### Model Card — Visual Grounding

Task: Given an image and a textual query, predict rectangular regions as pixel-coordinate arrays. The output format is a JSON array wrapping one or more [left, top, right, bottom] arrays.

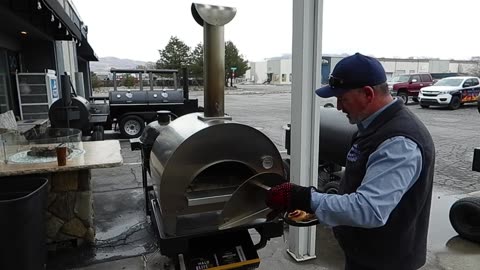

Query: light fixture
[[66, 30, 69, 36], [58, 22, 62, 29], [78, 42, 82, 47], [51, 14, 55, 22], [37, 1, 42, 10], [20, 31, 28, 35]]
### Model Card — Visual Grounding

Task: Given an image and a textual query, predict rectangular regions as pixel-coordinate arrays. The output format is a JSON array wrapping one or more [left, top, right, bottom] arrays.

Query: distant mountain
[[90, 57, 155, 73]]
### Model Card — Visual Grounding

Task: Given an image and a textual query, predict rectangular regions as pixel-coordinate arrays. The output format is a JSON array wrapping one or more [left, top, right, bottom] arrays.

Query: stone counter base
[[45, 169, 95, 249]]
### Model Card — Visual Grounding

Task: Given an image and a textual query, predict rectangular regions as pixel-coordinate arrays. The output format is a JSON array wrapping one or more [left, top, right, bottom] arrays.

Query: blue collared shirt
[[310, 99, 422, 228]]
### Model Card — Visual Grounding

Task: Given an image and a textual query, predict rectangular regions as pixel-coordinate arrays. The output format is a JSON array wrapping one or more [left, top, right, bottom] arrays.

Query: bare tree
[[467, 63, 480, 77]]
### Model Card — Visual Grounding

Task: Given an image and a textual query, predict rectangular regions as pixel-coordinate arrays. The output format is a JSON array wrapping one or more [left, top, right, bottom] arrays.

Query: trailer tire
[[449, 197, 480, 243], [119, 115, 145, 138]]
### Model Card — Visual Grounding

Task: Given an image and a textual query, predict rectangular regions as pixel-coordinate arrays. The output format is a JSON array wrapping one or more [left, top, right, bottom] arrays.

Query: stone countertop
[[0, 140, 123, 177]]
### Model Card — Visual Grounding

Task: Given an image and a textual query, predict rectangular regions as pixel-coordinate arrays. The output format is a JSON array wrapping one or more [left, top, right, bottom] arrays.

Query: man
[[266, 53, 435, 270]]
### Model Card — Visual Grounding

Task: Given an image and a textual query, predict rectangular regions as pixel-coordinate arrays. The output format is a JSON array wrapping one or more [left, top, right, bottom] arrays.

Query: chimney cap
[[191, 3, 236, 27]]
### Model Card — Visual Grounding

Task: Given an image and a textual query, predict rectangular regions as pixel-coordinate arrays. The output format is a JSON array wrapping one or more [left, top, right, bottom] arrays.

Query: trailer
[[50, 68, 202, 139]]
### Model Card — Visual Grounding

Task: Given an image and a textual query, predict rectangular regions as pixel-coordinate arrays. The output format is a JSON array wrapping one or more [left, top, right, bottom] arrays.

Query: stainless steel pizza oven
[[150, 113, 285, 236], [148, 3, 286, 249]]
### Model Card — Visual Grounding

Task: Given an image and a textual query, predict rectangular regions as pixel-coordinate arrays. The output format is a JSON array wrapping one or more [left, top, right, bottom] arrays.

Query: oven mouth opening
[[186, 161, 255, 207]]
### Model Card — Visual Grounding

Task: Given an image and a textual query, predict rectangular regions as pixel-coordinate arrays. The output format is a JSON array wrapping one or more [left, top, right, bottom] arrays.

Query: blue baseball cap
[[315, 53, 387, 98]]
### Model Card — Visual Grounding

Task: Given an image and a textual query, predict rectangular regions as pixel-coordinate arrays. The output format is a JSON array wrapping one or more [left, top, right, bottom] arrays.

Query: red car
[[388, 73, 434, 104]]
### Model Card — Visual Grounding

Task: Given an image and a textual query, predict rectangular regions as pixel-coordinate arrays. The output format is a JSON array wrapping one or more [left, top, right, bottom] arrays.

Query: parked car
[[388, 73, 434, 104], [418, 76, 480, 110], [430, 72, 467, 83]]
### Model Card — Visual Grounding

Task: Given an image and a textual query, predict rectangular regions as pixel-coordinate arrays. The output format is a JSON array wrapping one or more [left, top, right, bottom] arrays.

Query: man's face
[[336, 88, 370, 124]]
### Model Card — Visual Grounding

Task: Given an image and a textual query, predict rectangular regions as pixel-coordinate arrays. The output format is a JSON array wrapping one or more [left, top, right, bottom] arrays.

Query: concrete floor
[[48, 86, 480, 269], [64, 187, 480, 270]]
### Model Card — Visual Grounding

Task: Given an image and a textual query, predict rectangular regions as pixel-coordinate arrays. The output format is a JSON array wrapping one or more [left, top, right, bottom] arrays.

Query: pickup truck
[[419, 76, 480, 110], [388, 73, 434, 104]]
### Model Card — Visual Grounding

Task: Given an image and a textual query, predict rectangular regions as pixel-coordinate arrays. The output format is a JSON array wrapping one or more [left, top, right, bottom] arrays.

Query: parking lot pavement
[[194, 88, 480, 193]]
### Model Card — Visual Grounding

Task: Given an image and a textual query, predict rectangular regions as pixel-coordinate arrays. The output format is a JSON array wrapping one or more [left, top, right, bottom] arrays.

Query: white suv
[[418, 76, 480, 110]]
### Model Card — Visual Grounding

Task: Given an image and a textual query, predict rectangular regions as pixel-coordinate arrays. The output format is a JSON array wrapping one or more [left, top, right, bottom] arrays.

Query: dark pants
[[344, 256, 417, 270], [344, 256, 376, 270]]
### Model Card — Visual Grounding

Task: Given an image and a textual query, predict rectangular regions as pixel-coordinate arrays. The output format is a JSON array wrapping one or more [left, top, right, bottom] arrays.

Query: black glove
[[265, 182, 314, 212]]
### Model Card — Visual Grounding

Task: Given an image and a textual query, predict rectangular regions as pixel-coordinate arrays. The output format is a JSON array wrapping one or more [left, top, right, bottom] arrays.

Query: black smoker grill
[[49, 74, 109, 140], [108, 68, 200, 138], [132, 3, 285, 269], [284, 106, 357, 194], [50, 69, 201, 139]]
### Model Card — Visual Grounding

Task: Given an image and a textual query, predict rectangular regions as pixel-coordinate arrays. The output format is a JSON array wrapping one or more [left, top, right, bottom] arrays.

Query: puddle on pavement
[[427, 187, 480, 269], [94, 246, 149, 261], [95, 214, 144, 241], [428, 188, 461, 252]]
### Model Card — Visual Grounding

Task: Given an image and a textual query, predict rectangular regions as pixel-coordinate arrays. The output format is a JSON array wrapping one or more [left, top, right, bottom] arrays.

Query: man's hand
[[265, 182, 314, 212]]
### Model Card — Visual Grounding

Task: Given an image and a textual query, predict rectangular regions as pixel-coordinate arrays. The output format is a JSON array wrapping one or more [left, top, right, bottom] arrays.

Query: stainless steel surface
[[219, 172, 286, 230], [186, 190, 233, 206], [219, 208, 272, 231], [191, 3, 237, 27], [191, 3, 236, 118], [149, 113, 285, 236], [250, 179, 272, 191], [148, 3, 283, 239], [318, 107, 358, 166]]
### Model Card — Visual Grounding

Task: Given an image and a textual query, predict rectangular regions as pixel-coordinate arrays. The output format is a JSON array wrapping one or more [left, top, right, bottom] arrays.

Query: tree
[[186, 41, 249, 86], [468, 63, 480, 77], [122, 74, 135, 88], [136, 62, 156, 70], [190, 43, 204, 79], [90, 72, 102, 89], [225, 41, 249, 86], [156, 36, 191, 70]]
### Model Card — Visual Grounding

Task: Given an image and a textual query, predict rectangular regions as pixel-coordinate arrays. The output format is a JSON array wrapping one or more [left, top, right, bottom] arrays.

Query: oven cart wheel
[[120, 115, 145, 138]]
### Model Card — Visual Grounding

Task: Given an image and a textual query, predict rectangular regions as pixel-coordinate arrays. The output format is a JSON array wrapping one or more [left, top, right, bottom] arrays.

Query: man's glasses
[[328, 76, 364, 90], [328, 76, 345, 89]]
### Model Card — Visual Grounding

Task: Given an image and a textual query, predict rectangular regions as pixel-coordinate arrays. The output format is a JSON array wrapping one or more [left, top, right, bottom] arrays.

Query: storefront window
[[0, 50, 10, 113]]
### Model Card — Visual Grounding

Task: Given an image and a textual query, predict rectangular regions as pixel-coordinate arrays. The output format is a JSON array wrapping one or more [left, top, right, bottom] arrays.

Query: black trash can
[[0, 177, 48, 270]]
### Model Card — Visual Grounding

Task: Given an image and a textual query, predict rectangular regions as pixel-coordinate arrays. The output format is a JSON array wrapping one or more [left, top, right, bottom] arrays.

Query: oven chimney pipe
[[191, 3, 236, 118]]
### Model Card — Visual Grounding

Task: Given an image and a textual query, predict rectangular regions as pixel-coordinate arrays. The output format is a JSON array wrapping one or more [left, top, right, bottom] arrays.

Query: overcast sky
[[73, 0, 480, 62]]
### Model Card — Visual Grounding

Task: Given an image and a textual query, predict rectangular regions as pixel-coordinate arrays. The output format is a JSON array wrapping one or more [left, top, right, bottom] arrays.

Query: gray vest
[[333, 99, 435, 270]]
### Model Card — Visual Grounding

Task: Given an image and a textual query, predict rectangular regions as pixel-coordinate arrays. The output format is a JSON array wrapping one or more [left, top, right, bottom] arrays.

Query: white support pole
[[288, 0, 323, 261]]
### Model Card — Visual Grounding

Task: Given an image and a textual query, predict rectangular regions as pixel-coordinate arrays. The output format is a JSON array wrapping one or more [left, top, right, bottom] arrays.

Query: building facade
[[0, 0, 97, 119], [245, 55, 480, 85]]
